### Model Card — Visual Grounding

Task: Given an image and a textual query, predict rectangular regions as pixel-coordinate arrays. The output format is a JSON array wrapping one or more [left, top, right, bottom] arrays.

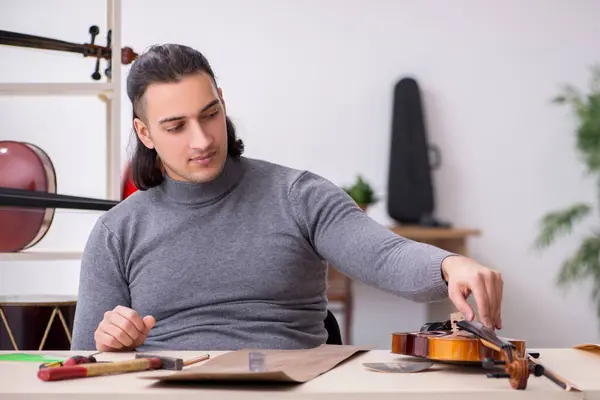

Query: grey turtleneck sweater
[[71, 156, 454, 351]]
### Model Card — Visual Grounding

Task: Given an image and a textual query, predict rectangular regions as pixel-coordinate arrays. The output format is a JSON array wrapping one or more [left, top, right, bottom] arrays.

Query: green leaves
[[556, 233, 600, 321], [342, 175, 378, 206], [535, 203, 592, 248], [536, 64, 600, 324], [553, 66, 600, 173]]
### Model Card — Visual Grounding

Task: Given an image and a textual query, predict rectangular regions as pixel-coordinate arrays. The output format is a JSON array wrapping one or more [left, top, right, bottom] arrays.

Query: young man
[[71, 44, 503, 352]]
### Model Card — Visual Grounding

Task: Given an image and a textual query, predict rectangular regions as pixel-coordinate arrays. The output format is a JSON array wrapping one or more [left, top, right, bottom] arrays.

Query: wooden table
[[2, 348, 599, 399]]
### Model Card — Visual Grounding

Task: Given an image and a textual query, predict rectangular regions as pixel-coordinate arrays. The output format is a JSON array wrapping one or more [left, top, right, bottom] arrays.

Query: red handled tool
[[38, 357, 163, 381]]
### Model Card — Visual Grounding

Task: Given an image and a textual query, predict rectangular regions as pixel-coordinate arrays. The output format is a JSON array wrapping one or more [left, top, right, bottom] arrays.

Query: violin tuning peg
[[482, 358, 495, 369], [482, 357, 505, 370], [88, 25, 99, 45], [91, 59, 101, 81], [530, 363, 545, 377], [486, 372, 511, 379]]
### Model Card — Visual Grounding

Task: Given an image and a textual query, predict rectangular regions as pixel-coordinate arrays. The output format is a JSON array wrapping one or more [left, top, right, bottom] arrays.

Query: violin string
[[0, 36, 83, 52], [0, 30, 105, 57]]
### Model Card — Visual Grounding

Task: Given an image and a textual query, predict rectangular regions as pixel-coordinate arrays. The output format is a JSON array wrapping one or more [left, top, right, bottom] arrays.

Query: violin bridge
[[450, 312, 466, 335]]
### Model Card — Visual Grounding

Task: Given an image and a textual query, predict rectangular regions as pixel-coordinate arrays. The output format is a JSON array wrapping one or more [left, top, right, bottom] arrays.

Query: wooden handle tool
[[37, 357, 162, 381]]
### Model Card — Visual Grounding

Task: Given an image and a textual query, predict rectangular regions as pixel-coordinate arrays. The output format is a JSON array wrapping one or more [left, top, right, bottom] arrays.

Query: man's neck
[[159, 156, 245, 205]]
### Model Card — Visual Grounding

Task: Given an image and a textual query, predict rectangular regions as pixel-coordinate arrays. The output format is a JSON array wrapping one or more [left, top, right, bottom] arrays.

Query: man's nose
[[188, 122, 213, 149]]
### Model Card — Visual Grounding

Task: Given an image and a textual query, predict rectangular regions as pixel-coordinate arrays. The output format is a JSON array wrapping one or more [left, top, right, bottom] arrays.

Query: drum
[[0, 295, 77, 350]]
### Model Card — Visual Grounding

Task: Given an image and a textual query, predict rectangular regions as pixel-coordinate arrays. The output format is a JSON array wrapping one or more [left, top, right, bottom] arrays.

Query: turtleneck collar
[[158, 156, 245, 206]]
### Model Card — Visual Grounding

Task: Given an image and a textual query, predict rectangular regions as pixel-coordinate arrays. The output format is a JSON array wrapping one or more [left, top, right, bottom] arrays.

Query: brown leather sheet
[[141, 344, 372, 383]]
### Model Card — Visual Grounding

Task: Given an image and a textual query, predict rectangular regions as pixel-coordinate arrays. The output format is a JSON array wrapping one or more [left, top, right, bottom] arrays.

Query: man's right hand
[[94, 305, 155, 351]]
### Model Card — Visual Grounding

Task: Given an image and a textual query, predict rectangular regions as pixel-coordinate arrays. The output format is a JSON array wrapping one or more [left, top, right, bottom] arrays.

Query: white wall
[[1, 0, 599, 349]]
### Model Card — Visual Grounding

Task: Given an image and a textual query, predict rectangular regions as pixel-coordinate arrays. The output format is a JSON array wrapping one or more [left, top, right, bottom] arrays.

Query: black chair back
[[324, 309, 343, 345]]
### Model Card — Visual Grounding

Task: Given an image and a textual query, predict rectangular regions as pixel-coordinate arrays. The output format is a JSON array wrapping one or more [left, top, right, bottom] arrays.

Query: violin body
[[391, 330, 527, 365], [0, 141, 57, 252]]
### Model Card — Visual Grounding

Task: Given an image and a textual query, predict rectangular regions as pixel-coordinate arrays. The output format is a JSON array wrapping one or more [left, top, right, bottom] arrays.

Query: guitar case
[[386, 77, 449, 227]]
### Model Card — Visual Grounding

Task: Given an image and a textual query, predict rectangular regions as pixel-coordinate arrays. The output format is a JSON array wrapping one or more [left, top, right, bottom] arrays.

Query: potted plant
[[342, 175, 378, 211], [534, 65, 600, 321]]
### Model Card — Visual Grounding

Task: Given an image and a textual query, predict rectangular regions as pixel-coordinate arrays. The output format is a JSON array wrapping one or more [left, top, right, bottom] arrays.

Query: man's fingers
[[143, 315, 156, 331], [100, 321, 135, 347], [483, 272, 498, 330], [113, 305, 146, 332], [448, 286, 474, 321], [128, 316, 155, 348], [494, 272, 503, 329], [106, 312, 142, 340], [482, 270, 503, 330], [471, 274, 493, 328], [93, 306, 153, 352], [95, 329, 124, 350]]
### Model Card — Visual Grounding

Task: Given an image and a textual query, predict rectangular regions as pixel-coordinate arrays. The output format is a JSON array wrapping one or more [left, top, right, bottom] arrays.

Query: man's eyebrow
[[158, 99, 220, 124]]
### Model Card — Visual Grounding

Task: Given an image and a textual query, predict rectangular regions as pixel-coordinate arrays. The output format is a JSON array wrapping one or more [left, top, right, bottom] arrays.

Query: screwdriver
[[39, 352, 102, 369], [64, 351, 102, 365]]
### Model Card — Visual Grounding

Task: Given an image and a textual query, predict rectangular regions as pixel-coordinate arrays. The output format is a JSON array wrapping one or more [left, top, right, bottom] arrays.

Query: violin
[[391, 312, 576, 391], [0, 25, 137, 81], [0, 141, 119, 253]]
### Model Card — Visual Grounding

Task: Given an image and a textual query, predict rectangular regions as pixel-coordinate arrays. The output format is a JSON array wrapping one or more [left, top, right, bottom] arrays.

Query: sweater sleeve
[[289, 171, 456, 302], [71, 219, 131, 350]]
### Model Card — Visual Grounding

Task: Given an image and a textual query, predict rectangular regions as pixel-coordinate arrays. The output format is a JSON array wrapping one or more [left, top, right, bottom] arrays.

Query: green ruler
[[0, 353, 65, 363]]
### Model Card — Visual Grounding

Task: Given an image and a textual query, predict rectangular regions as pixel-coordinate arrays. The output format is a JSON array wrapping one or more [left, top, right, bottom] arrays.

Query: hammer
[[37, 353, 209, 381]]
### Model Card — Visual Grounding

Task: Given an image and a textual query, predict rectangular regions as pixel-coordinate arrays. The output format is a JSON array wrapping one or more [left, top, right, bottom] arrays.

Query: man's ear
[[134, 118, 154, 149]]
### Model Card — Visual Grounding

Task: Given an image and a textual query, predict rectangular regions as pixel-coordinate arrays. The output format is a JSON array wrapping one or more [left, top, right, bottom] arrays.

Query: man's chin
[[187, 165, 224, 183]]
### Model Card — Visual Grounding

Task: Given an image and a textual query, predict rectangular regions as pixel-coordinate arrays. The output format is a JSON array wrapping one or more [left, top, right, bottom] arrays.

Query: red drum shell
[[0, 141, 57, 252]]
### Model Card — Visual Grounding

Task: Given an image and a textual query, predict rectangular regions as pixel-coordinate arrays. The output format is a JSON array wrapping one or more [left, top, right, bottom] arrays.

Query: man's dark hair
[[126, 44, 244, 190]]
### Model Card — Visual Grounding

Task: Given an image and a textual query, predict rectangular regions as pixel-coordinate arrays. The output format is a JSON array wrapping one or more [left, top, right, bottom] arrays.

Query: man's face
[[134, 72, 228, 183]]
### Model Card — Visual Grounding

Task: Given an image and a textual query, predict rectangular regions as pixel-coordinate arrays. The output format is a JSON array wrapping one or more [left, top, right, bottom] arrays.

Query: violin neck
[[0, 187, 118, 211], [0, 30, 85, 56]]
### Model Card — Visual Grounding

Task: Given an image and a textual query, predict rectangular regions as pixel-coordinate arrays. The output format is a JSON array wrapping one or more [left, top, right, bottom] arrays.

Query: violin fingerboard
[[456, 320, 514, 349]]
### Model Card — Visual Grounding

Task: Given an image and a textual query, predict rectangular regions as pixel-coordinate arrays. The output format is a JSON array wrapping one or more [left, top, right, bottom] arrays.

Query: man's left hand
[[441, 255, 503, 330]]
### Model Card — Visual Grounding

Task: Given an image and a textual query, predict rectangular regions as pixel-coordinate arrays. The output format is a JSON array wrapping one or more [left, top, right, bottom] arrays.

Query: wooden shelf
[[0, 0, 123, 264], [389, 225, 481, 256], [0, 249, 83, 261], [0, 83, 114, 96], [389, 225, 481, 240]]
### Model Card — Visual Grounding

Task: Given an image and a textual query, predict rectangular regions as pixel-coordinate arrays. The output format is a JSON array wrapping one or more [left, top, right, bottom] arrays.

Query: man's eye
[[167, 124, 184, 132], [205, 110, 219, 119]]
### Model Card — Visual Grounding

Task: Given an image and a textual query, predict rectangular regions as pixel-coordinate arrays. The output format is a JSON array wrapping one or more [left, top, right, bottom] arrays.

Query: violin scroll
[[456, 319, 534, 390]]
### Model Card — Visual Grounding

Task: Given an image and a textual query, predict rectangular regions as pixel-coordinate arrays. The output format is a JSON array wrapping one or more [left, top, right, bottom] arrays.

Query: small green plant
[[534, 64, 600, 321], [342, 175, 378, 208]]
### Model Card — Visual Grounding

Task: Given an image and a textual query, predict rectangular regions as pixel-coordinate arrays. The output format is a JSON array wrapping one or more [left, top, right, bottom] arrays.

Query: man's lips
[[190, 151, 215, 161], [190, 151, 216, 164]]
